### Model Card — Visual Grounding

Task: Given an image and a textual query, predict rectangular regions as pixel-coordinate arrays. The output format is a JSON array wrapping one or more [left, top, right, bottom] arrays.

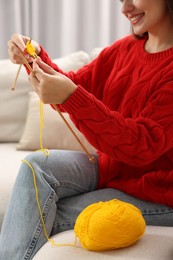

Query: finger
[[11, 34, 29, 52], [7, 41, 22, 64], [7, 39, 33, 64], [32, 60, 45, 81], [28, 71, 40, 86], [36, 58, 56, 75]]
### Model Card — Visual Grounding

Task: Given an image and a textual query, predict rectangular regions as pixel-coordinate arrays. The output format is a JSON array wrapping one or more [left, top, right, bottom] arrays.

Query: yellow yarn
[[38, 101, 49, 156], [21, 159, 77, 248], [74, 199, 146, 251], [21, 159, 50, 242], [25, 39, 37, 58]]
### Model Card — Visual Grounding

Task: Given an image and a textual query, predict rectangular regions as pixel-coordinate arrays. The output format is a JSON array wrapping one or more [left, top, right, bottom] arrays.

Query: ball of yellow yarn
[[74, 199, 146, 251]]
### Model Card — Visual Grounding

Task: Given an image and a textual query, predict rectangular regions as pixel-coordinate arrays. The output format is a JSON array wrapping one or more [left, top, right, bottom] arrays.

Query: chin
[[131, 26, 147, 38], [133, 27, 144, 35]]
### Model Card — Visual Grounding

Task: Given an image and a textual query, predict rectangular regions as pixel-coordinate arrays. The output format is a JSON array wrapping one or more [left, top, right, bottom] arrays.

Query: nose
[[121, 0, 134, 15]]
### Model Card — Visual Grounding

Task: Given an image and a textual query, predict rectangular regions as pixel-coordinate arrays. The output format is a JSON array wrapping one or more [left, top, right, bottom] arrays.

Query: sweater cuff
[[59, 85, 93, 114], [39, 45, 50, 62]]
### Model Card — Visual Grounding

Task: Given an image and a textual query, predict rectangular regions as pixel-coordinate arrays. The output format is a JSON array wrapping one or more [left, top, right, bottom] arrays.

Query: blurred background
[[0, 0, 130, 59]]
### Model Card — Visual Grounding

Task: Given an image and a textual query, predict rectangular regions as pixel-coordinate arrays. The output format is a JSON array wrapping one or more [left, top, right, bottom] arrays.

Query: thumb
[[32, 60, 44, 81], [36, 58, 56, 75]]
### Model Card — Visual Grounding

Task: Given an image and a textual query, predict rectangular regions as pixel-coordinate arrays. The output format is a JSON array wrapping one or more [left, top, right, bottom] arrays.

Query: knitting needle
[[11, 53, 33, 91], [19, 53, 33, 73], [11, 64, 22, 91], [52, 104, 95, 163]]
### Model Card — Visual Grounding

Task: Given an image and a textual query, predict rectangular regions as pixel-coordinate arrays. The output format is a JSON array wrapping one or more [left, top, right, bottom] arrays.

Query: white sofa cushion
[[0, 143, 30, 228], [0, 59, 30, 142], [33, 226, 173, 260]]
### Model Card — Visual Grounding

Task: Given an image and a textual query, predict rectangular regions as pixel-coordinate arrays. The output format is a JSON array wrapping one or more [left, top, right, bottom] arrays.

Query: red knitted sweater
[[38, 35, 173, 208]]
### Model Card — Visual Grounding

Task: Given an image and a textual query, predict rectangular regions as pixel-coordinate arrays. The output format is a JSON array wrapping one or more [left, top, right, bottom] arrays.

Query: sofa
[[0, 49, 173, 260]]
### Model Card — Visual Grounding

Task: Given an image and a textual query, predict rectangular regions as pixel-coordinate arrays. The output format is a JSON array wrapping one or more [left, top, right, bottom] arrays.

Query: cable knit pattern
[[39, 35, 173, 207]]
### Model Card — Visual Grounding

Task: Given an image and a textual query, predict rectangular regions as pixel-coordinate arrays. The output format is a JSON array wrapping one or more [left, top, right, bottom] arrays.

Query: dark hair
[[134, 0, 173, 39], [167, 0, 173, 15]]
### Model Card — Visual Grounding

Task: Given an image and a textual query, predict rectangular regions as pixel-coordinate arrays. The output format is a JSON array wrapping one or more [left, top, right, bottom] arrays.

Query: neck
[[145, 35, 173, 53], [145, 18, 173, 53]]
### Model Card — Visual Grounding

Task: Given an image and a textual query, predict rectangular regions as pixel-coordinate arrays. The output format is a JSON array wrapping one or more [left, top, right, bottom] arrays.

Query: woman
[[1, 0, 173, 259]]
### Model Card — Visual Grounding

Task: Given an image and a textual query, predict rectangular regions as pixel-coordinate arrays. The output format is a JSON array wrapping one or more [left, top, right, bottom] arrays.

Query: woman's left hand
[[28, 58, 77, 104]]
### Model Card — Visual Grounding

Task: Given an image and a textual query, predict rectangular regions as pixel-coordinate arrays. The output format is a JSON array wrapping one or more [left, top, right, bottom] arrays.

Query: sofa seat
[[33, 226, 173, 260]]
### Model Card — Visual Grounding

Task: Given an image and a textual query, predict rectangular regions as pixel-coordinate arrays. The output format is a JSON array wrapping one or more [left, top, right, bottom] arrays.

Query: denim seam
[[23, 190, 55, 260], [53, 222, 75, 228], [142, 209, 173, 216], [58, 181, 91, 193]]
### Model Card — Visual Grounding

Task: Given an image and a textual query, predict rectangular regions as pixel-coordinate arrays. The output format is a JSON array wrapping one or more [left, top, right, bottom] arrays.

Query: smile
[[129, 13, 144, 25]]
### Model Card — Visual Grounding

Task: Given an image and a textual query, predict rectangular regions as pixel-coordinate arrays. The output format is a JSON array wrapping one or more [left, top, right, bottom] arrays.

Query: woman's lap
[[0, 149, 173, 260], [52, 187, 173, 235]]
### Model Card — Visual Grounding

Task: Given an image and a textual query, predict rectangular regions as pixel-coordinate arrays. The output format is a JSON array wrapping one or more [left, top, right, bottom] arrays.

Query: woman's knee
[[24, 151, 48, 165], [15, 152, 46, 186]]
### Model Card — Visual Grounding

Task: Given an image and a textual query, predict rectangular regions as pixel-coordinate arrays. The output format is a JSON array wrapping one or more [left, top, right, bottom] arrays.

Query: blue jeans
[[0, 150, 173, 260]]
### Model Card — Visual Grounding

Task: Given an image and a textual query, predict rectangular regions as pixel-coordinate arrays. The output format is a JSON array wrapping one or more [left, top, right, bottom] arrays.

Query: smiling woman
[[121, 0, 173, 52]]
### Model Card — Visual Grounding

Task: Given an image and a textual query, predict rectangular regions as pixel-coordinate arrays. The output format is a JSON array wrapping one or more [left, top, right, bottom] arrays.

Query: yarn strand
[[37, 100, 49, 156], [21, 95, 78, 248], [21, 159, 78, 248]]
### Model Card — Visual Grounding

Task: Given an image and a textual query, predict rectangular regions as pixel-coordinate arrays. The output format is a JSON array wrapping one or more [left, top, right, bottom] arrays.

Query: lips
[[129, 13, 145, 25]]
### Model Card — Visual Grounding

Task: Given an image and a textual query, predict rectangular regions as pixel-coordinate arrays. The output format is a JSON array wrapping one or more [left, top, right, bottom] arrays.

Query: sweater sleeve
[[59, 82, 173, 167], [38, 44, 117, 95]]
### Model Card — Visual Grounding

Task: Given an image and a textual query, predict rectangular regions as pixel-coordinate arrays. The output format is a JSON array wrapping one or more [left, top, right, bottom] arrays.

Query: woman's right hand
[[7, 34, 41, 64]]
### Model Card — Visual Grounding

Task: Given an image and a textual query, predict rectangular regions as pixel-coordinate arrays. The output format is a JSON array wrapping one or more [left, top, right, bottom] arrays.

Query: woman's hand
[[29, 58, 77, 104], [7, 34, 41, 64]]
